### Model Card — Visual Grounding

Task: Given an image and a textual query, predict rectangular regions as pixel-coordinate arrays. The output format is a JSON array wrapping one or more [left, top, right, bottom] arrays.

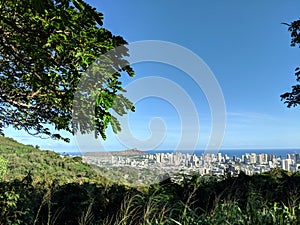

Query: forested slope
[[0, 136, 101, 183]]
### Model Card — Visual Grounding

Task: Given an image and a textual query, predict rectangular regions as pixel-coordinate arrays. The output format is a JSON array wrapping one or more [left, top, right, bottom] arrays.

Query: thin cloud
[[227, 111, 277, 122]]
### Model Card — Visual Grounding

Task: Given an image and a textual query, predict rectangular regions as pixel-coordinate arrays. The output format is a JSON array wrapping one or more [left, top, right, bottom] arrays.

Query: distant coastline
[[65, 148, 300, 158]]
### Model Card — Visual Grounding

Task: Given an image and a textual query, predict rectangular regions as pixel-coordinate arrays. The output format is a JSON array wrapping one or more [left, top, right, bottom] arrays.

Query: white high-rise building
[[281, 159, 292, 171], [250, 153, 257, 164], [217, 153, 222, 162]]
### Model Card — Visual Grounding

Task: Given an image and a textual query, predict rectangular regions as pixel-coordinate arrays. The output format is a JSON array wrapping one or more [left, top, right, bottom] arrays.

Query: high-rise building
[[250, 153, 257, 164], [232, 155, 237, 162], [217, 153, 222, 162], [257, 154, 265, 164], [295, 154, 300, 163], [281, 159, 292, 171]]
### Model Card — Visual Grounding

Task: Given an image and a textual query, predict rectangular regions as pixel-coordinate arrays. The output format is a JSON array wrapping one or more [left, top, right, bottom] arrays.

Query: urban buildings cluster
[[83, 151, 300, 177]]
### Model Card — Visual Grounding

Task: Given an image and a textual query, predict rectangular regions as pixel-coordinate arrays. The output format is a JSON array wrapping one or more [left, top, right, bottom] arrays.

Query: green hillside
[[0, 136, 102, 184]]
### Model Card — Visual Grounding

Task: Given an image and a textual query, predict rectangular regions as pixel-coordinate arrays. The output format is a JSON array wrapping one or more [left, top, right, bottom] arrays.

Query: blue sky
[[5, 0, 300, 152]]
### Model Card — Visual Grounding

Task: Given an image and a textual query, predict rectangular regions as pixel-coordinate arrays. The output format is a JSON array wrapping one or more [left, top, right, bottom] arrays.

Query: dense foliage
[[281, 19, 300, 107], [0, 136, 102, 183], [1, 137, 300, 224], [0, 0, 134, 142]]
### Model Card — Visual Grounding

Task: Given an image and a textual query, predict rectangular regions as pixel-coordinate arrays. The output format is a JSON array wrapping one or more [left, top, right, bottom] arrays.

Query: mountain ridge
[[84, 148, 148, 157]]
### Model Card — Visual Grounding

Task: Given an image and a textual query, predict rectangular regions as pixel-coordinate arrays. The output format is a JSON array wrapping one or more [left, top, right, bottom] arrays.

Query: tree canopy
[[0, 0, 135, 142], [281, 19, 300, 107]]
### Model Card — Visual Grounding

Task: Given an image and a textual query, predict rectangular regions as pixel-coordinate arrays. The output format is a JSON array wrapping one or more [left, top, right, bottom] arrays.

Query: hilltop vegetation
[[0, 136, 101, 183], [1, 136, 300, 224]]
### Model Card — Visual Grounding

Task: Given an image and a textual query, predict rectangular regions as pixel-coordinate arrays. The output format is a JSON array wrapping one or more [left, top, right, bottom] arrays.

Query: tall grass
[[102, 191, 300, 225]]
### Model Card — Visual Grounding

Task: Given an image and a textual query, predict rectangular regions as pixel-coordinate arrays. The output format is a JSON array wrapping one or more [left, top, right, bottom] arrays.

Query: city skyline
[[83, 150, 300, 184]]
